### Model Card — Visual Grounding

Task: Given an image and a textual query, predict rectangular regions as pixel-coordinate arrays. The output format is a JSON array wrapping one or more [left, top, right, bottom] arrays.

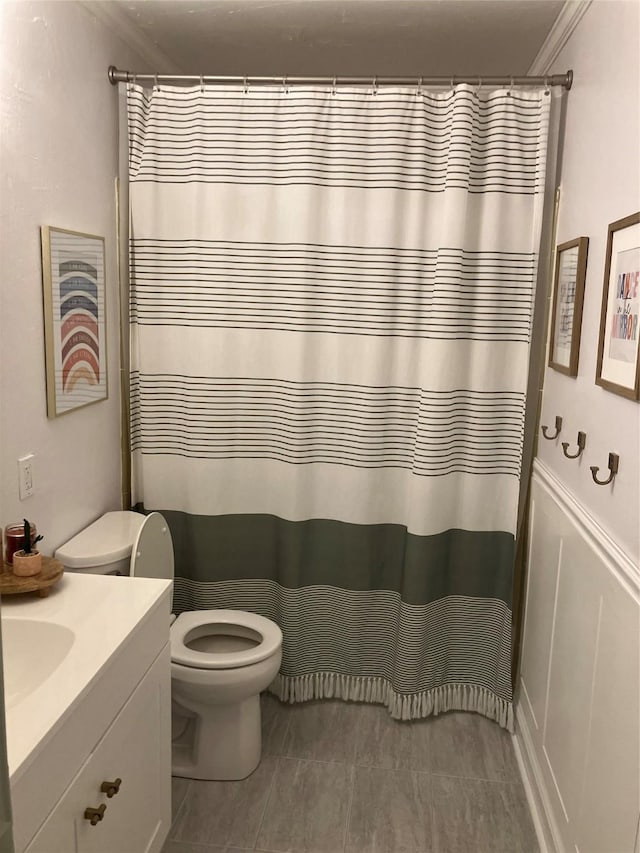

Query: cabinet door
[[26, 646, 170, 853]]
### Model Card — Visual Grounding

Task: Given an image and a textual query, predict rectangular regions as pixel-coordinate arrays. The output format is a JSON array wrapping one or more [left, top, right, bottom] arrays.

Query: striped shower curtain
[[127, 82, 550, 730]]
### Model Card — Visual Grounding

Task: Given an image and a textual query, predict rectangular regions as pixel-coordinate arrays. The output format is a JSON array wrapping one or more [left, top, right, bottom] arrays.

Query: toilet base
[[171, 694, 262, 780]]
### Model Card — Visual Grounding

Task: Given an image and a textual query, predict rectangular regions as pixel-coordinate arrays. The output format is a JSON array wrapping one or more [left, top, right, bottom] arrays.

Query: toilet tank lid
[[55, 511, 147, 568]]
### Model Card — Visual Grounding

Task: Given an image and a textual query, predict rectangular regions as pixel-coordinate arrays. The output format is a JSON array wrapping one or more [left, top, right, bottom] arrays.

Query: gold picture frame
[[41, 226, 108, 417], [595, 212, 640, 400], [548, 236, 589, 376]]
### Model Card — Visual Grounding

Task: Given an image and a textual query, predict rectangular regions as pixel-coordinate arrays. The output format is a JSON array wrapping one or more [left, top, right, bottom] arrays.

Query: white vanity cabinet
[[3, 574, 173, 853], [25, 646, 170, 853]]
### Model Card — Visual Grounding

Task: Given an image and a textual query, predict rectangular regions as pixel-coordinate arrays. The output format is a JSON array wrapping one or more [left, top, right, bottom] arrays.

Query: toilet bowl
[[55, 511, 283, 781], [171, 609, 282, 779]]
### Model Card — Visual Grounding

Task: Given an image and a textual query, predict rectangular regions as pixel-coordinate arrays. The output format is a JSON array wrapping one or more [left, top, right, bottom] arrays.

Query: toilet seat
[[171, 609, 282, 670], [130, 511, 175, 580]]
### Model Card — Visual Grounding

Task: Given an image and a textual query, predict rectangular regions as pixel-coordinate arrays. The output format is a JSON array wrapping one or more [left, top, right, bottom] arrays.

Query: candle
[[4, 522, 37, 565]]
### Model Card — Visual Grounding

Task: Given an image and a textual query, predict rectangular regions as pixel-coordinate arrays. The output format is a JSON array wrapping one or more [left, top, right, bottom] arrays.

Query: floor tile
[[431, 775, 539, 853], [256, 757, 352, 853], [354, 704, 431, 772], [171, 776, 191, 821], [171, 756, 277, 848], [163, 842, 251, 853], [283, 699, 363, 764], [346, 766, 432, 853], [428, 711, 515, 781], [261, 692, 291, 756]]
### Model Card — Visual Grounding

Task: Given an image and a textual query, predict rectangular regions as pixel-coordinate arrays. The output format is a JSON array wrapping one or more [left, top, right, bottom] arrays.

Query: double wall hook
[[562, 431, 586, 459], [541, 415, 562, 440], [590, 453, 620, 486]]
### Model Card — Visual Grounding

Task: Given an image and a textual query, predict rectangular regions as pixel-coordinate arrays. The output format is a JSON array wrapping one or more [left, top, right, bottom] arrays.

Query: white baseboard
[[512, 701, 565, 853]]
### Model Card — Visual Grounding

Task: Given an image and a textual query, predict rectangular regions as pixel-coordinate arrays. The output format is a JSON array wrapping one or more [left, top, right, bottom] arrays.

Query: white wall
[[537, 0, 640, 562], [0, 2, 149, 555]]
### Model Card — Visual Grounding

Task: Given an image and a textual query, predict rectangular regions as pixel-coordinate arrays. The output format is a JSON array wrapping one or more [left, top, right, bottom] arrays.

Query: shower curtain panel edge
[[127, 83, 551, 735]]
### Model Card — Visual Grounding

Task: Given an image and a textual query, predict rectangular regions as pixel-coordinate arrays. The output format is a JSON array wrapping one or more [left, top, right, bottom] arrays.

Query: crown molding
[[529, 0, 592, 75], [80, 1, 184, 76]]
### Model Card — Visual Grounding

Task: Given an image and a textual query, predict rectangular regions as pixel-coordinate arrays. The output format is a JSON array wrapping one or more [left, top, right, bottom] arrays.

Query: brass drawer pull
[[100, 778, 122, 798], [84, 804, 106, 826]]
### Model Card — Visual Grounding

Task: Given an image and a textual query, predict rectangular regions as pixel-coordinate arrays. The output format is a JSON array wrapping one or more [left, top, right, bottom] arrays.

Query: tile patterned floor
[[162, 695, 539, 853]]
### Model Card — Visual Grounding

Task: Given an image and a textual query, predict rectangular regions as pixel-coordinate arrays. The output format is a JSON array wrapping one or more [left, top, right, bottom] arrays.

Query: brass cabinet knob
[[100, 778, 122, 798], [84, 804, 106, 826]]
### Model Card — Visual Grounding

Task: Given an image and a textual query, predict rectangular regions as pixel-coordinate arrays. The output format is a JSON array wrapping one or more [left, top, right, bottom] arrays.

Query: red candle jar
[[4, 522, 37, 566]]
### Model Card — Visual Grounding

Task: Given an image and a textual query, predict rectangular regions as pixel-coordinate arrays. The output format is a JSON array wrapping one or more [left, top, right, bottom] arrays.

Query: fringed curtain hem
[[269, 673, 514, 732]]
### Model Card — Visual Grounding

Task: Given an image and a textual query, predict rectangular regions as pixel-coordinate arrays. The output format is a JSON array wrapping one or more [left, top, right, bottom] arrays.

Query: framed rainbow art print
[[41, 226, 108, 417]]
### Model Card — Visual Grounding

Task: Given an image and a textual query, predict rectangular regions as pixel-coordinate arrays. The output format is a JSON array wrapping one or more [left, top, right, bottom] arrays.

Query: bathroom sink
[[1, 618, 75, 709], [0, 574, 172, 853]]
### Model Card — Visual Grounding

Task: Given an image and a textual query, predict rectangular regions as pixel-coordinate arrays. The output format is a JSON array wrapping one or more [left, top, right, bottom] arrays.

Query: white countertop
[[1, 572, 172, 780]]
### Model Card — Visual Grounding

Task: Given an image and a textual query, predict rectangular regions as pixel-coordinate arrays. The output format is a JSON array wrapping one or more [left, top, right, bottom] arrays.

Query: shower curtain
[[127, 82, 550, 730]]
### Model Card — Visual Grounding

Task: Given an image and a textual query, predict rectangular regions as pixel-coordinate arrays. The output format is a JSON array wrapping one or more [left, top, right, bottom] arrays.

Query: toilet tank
[[55, 511, 146, 575]]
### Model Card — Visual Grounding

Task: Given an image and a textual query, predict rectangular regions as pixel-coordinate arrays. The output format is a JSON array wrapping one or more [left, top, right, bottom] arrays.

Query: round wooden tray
[[0, 557, 64, 598]]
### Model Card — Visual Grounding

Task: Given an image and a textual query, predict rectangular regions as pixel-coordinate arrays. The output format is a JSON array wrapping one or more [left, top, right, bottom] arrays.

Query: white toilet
[[55, 510, 283, 781]]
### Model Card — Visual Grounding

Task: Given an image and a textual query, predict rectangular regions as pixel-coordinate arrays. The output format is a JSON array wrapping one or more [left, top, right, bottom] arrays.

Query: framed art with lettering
[[595, 213, 640, 400], [549, 237, 589, 376]]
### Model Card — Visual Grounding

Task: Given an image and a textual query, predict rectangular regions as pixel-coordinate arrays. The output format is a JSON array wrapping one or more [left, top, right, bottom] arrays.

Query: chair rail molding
[[528, 0, 593, 75], [532, 458, 639, 601]]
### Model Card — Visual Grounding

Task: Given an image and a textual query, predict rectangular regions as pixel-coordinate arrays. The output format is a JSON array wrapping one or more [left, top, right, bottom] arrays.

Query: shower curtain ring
[[332, 76, 337, 96], [200, 74, 204, 93], [243, 76, 249, 95], [451, 75, 456, 90], [544, 75, 550, 95], [154, 73, 159, 90], [283, 75, 288, 94], [416, 76, 423, 96], [508, 76, 515, 96], [372, 76, 378, 95]]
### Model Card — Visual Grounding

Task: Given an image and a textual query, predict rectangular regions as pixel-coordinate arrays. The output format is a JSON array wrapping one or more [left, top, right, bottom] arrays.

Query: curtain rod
[[108, 65, 573, 90]]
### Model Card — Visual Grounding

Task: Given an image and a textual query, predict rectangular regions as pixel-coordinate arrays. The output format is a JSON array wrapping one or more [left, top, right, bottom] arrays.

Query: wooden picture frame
[[41, 226, 108, 417], [595, 212, 640, 400], [548, 237, 589, 376]]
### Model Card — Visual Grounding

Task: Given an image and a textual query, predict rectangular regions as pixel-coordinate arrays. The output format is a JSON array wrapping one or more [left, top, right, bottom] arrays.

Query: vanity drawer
[[25, 644, 170, 853]]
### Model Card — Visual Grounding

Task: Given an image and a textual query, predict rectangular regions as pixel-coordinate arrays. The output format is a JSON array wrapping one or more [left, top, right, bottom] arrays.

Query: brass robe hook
[[541, 415, 562, 440], [562, 431, 586, 459], [590, 453, 619, 486]]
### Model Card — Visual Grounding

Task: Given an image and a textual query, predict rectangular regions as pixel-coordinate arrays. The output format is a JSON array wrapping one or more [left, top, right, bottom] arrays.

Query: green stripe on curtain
[[141, 507, 515, 728], [145, 509, 514, 606]]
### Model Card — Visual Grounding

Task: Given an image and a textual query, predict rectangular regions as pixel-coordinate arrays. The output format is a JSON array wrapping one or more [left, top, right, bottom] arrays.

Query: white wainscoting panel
[[516, 460, 640, 853]]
